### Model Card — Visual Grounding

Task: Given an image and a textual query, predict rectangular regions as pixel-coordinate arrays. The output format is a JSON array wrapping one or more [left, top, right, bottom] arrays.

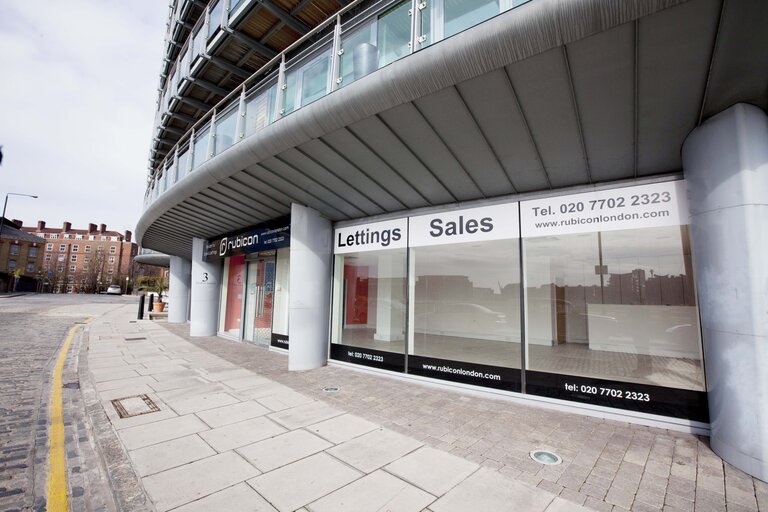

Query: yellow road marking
[[47, 319, 91, 512]]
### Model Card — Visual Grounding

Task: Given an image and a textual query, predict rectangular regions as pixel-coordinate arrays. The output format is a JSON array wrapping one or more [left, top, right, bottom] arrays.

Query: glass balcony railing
[[144, 0, 532, 209]]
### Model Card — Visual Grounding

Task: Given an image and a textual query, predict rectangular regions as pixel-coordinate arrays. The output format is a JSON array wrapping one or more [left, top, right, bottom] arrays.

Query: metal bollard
[[137, 294, 145, 320], [147, 293, 154, 312]]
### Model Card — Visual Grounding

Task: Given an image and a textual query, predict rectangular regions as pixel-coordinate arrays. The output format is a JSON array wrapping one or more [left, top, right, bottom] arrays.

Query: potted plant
[[151, 278, 167, 312]]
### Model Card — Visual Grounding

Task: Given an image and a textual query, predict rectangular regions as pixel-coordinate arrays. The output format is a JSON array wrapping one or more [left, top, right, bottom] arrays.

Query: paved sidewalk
[[82, 305, 767, 511]]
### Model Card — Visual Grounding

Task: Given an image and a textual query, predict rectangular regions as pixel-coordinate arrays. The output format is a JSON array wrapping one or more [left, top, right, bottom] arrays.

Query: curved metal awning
[[138, 0, 768, 258]]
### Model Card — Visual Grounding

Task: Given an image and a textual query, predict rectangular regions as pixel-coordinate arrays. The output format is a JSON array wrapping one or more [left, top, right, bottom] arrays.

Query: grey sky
[[0, 1, 169, 236]]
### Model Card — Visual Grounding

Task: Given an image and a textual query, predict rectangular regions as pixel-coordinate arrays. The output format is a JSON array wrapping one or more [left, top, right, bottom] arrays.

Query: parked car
[[106, 285, 122, 295]]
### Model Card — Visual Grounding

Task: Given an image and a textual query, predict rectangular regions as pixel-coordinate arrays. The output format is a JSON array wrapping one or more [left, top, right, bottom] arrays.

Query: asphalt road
[[0, 293, 137, 511]]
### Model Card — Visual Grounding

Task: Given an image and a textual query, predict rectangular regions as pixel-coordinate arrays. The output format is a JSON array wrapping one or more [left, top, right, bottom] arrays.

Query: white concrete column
[[190, 237, 222, 336], [288, 204, 332, 370], [682, 103, 768, 481], [168, 255, 191, 323]]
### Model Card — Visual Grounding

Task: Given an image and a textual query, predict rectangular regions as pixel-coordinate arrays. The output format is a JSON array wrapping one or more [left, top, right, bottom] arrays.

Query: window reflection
[[523, 226, 704, 391], [377, 2, 411, 68], [332, 249, 407, 354], [214, 106, 238, 155], [192, 125, 211, 169], [444, 0, 499, 38], [411, 240, 521, 368]]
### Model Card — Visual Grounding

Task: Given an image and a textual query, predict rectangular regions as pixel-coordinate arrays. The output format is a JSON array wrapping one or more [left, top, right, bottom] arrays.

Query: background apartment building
[[0, 218, 45, 292], [21, 221, 138, 293]]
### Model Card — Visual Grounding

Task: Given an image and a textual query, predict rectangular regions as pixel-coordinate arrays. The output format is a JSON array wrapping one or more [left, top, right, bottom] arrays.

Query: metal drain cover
[[322, 386, 340, 393], [112, 394, 160, 418], [124, 336, 146, 341]]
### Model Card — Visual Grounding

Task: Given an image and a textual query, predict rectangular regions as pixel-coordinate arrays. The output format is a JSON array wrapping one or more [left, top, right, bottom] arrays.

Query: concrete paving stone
[[267, 401, 343, 429], [305, 413, 378, 444], [630, 501, 662, 512], [430, 468, 555, 512], [221, 375, 275, 390], [307, 469, 435, 512], [257, 390, 316, 411], [604, 485, 635, 509], [328, 428, 423, 474], [543, 497, 591, 512], [583, 496, 613, 511], [91, 369, 141, 382], [89, 357, 134, 368], [146, 376, 212, 393], [97, 384, 156, 401], [149, 369, 204, 382], [665, 492, 694, 512], [196, 400, 271, 428], [135, 364, 189, 376], [384, 445, 479, 496], [142, 451, 260, 511], [118, 414, 210, 450], [200, 416, 287, 452], [558, 487, 588, 506], [237, 429, 333, 472], [173, 483, 277, 512], [94, 375, 158, 391], [165, 391, 240, 415], [236, 383, 293, 401], [248, 452, 362, 512], [128, 434, 216, 476], [199, 368, 254, 381], [105, 401, 179, 430]]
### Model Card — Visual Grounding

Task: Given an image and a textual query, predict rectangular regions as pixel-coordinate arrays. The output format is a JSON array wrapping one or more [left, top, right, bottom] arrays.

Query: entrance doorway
[[244, 254, 276, 345]]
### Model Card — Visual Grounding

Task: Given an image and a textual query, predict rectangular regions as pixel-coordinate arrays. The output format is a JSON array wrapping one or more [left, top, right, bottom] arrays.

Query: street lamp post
[[0, 192, 39, 239]]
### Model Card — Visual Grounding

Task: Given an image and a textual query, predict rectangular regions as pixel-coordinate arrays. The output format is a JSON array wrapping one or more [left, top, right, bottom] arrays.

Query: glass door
[[244, 255, 276, 345]]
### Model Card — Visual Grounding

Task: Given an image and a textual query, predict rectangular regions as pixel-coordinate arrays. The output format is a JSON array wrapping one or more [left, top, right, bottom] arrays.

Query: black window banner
[[330, 344, 404, 373], [270, 333, 289, 349], [408, 355, 521, 392], [205, 217, 290, 261], [525, 370, 709, 422]]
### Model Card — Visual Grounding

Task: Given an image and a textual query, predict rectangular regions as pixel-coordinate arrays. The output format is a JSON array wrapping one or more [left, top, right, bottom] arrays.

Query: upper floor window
[[29, 247, 37, 258], [109, 246, 117, 254], [59, 244, 66, 252], [71, 254, 78, 262], [46, 243, 53, 251], [50, 234, 58, 239], [8, 260, 17, 271], [9, 244, 19, 256], [85, 245, 92, 253], [72, 244, 79, 252]]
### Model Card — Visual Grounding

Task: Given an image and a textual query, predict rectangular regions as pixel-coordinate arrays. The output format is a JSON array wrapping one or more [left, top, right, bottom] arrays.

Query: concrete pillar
[[190, 237, 222, 336], [682, 103, 768, 481], [288, 204, 332, 370], [168, 255, 191, 323]]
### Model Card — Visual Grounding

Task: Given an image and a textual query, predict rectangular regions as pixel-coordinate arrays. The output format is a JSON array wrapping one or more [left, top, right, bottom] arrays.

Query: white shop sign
[[334, 218, 408, 254], [409, 203, 520, 247], [520, 181, 689, 238]]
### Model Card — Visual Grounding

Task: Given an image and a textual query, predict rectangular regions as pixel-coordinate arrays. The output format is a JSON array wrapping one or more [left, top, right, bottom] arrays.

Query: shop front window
[[220, 255, 246, 336]]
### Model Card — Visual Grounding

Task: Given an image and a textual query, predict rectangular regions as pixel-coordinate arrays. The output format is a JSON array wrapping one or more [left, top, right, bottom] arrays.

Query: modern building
[[22, 221, 138, 293], [136, 0, 768, 480], [0, 218, 45, 292]]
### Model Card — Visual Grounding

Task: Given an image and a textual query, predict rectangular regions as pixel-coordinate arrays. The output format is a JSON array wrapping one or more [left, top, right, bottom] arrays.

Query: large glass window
[[192, 125, 211, 169], [523, 225, 704, 391], [208, 1, 223, 39], [411, 240, 520, 368], [177, 147, 190, 180], [331, 249, 407, 355], [245, 85, 277, 135], [283, 51, 330, 115], [214, 105, 238, 155], [444, 0, 499, 38], [340, 22, 376, 86], [377, 2, 411, 68]]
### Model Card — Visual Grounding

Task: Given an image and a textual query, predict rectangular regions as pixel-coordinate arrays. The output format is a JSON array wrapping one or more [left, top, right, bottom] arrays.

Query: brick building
[[0, 218, 45, 292], [21, 221, 138, 293]]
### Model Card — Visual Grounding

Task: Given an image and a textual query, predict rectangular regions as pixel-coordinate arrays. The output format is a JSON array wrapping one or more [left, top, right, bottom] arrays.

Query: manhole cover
[[111, 394, 160, 418], [124, 336, 146, 341], [530, 450, 562, 465], [321, 386, 340, 393]]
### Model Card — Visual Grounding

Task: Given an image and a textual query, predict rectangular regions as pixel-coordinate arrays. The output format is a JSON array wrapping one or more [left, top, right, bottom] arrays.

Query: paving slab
[[430, 468, 555, 512], [173, 483, 278, 512], [327, 427, 423, 473], [164, 390, 241, 415], [237, 429, 333, 472], [307, 469, 435, 512], [267, 400, 343, 429], [195, 400, 271, 428], [199, 416, 287, 452], [306, 413, 379, 444], [248, 452, 362, 512], [118, 414, 210, 450], [142, 451, 260, 511], [128, 434, 216, 476], [384, 445, 479, 496]]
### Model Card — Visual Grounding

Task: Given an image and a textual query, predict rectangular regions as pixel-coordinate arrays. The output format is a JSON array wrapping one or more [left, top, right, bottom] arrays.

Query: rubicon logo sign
[[219, 237, 228, 256], [204, 217, 291, 261]]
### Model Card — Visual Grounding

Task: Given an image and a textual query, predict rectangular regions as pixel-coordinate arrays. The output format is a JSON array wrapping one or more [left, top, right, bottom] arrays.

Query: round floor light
[[530, 450, 562, 465], [321, 386, 340, 392]]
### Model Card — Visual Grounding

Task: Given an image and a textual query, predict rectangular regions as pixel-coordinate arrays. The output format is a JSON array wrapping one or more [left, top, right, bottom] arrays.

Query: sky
[[0, 1, 170, 237]]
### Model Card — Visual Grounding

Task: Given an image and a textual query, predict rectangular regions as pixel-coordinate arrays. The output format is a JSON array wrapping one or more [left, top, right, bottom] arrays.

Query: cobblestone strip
[[78, 325, 153, 512]]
